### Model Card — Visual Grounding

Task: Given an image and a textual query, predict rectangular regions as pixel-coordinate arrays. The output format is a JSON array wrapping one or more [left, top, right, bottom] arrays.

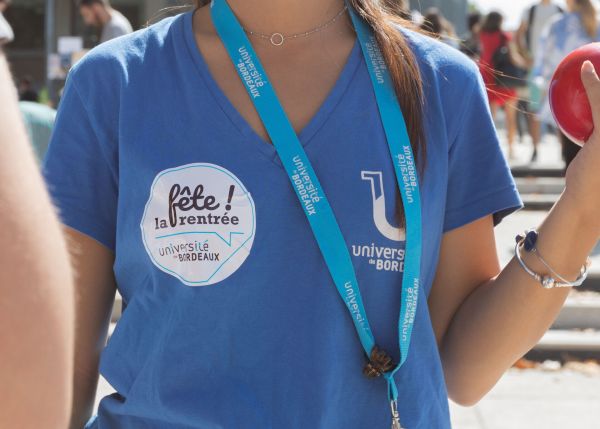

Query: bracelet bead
[[542, 276, 556, 289], [515, 228, 590, 289]]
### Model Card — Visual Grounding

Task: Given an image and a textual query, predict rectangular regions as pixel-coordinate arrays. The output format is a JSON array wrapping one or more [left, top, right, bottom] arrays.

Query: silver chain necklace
[[242, 5, 348, 46]]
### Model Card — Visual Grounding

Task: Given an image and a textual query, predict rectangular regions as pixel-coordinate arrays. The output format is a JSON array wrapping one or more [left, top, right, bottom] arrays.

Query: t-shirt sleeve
[[42, 70, 118, 251], [443, 72, 523, 233]]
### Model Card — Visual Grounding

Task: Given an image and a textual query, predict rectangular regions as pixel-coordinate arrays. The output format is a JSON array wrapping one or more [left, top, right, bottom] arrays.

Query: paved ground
[[501, 127, 565, 169], [449, 369, 600, 429]]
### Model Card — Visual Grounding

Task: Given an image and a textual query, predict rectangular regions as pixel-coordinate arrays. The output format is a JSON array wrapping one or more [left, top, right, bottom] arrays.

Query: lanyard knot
[[363, 345, 396, 378]]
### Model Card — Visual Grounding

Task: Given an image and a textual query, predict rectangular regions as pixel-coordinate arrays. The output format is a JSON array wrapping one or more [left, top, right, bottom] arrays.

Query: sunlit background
[[6, 0, 588, 105], [472, 0, 568, 29]]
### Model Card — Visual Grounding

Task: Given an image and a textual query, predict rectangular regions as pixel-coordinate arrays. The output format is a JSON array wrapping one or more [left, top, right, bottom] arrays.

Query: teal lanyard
[[210, 0, 422, 424]]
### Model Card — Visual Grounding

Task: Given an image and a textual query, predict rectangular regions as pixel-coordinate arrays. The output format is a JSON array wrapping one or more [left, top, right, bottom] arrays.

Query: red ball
[[549, 42, 600, 146]]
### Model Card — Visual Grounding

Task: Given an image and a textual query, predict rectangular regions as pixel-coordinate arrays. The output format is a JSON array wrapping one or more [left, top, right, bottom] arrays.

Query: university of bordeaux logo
[[141, 163, 256, 286], [352, 171, 406, 272]]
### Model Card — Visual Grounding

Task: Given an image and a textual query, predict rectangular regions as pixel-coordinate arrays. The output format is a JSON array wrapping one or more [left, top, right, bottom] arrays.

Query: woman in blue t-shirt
[[44, 0, 600, 428]]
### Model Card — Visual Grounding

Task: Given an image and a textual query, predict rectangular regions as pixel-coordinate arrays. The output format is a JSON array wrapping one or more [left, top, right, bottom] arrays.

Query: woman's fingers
[[581, 60, 600, 128]]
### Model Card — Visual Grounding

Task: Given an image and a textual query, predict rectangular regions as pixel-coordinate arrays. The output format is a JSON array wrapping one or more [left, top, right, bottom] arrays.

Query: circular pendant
[[270, 32, 285, 46]]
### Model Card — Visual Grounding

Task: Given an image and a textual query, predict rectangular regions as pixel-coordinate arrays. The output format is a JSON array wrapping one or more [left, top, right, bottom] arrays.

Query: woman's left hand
[[563, 61, 600, 234]]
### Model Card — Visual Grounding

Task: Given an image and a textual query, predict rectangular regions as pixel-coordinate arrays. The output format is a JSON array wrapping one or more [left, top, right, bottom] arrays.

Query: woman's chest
[[194, 32, 357, 142], [112, 65, 450, 302]]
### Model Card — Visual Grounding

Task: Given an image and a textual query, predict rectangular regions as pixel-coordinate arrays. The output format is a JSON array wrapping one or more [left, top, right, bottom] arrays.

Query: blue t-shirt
[[44, 10, 522, 429]]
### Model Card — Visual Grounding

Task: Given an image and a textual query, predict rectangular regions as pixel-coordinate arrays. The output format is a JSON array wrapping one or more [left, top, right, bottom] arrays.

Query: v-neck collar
[[181, 9, 362, 161]]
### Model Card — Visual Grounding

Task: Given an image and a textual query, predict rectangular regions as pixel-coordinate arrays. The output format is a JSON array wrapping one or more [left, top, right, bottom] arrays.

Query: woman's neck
[[226, 0, 347, 35]]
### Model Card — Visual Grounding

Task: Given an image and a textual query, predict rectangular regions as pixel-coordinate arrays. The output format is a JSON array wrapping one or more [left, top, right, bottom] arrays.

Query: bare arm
[[508, 39, 529, 70], [65, 228, 117, 429], [429, 63, 600, 406], [515, 19, 529, 59], [0, 53, 73, 427]]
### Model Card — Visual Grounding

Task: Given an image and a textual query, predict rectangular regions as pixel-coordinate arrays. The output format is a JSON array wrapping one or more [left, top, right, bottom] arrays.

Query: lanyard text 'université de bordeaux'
[[210, 1, 423, 427]]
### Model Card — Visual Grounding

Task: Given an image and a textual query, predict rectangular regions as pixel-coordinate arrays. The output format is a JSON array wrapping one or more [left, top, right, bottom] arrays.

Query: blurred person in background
[[420, 8, 459, 48], [518, 0, 564, 60], [0, 0, 13, 46], [18, 76, 39, 102], [15, 76, 55, 161], [79, 0, 133, 44], [479, 11, 526, 159], [534, 0, 600, 172], [460, 12, 482, 60], [516, 0, 564, 162], [0, 51, 73, 429], [19, 101, 57, 162]]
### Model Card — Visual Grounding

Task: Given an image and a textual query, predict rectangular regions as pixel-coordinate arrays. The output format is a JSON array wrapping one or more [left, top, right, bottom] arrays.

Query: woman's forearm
[[0, 53, 74, 427], [440, 193, 600, 406]]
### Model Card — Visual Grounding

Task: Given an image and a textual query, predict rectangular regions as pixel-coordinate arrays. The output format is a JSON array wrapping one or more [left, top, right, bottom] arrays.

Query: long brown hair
[[480, 11, 503, 33], [350, 0, 425, 170], [194, 0, 426, 171], [574, 0, 598, 39]]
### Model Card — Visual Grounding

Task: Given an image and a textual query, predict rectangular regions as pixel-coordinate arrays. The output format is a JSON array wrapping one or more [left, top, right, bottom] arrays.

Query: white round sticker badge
[[141, 163, 256, 286]]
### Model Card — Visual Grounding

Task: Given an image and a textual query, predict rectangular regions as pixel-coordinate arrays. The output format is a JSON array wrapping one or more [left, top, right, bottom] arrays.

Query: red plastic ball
[[549, 42, 600, 146]]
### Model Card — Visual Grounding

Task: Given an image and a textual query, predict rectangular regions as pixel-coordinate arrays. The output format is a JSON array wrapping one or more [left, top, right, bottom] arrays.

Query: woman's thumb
[[581, 60, 600, 126]]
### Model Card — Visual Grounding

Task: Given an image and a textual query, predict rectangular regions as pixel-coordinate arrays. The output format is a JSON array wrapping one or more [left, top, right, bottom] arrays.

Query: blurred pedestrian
[[0, 50, 73, 429], [420, 8, 459, 48], [534, 0, 600, 172], [518, 0, 564, 60], [479, 11, 527, 159], [17, 76, 39, 102], [19, 101, 56, 162], [460, 12, 482, 60], [0, 0, 13, 47], [78, 0, 133, 44], [516, 0, 564, 162]]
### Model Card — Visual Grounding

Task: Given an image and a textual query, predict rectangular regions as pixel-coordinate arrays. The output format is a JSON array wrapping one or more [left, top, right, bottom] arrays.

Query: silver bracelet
[[514, 229, 590, 289]]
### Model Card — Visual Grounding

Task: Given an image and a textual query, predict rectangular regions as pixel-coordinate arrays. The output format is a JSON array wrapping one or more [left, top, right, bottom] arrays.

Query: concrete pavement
[[449, 368, 600, 429]]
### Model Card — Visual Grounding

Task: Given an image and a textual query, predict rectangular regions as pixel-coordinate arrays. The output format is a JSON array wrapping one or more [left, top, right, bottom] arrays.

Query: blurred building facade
[[4, 0, 179, 104], [3, 0, 467, 105]]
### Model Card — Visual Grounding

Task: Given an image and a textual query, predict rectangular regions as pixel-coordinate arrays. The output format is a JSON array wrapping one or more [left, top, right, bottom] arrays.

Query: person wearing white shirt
[[516, 0, 564, 162], [518, 0, 564, 58], [78, 0, 133, 44]]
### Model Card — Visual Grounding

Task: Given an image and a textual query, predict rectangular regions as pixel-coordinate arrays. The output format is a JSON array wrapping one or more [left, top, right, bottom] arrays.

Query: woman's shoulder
[[401, 27, 482, 90], [399, 27, 491, 151], [67, 12, 184, 87]]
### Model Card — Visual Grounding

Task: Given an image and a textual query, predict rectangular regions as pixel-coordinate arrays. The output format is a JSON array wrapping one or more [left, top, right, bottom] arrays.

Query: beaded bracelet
[[515, 229, 591, 289]]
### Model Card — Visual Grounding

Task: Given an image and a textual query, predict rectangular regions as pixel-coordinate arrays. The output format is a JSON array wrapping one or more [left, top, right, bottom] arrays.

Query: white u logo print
[[361, 171, 406, 242]]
